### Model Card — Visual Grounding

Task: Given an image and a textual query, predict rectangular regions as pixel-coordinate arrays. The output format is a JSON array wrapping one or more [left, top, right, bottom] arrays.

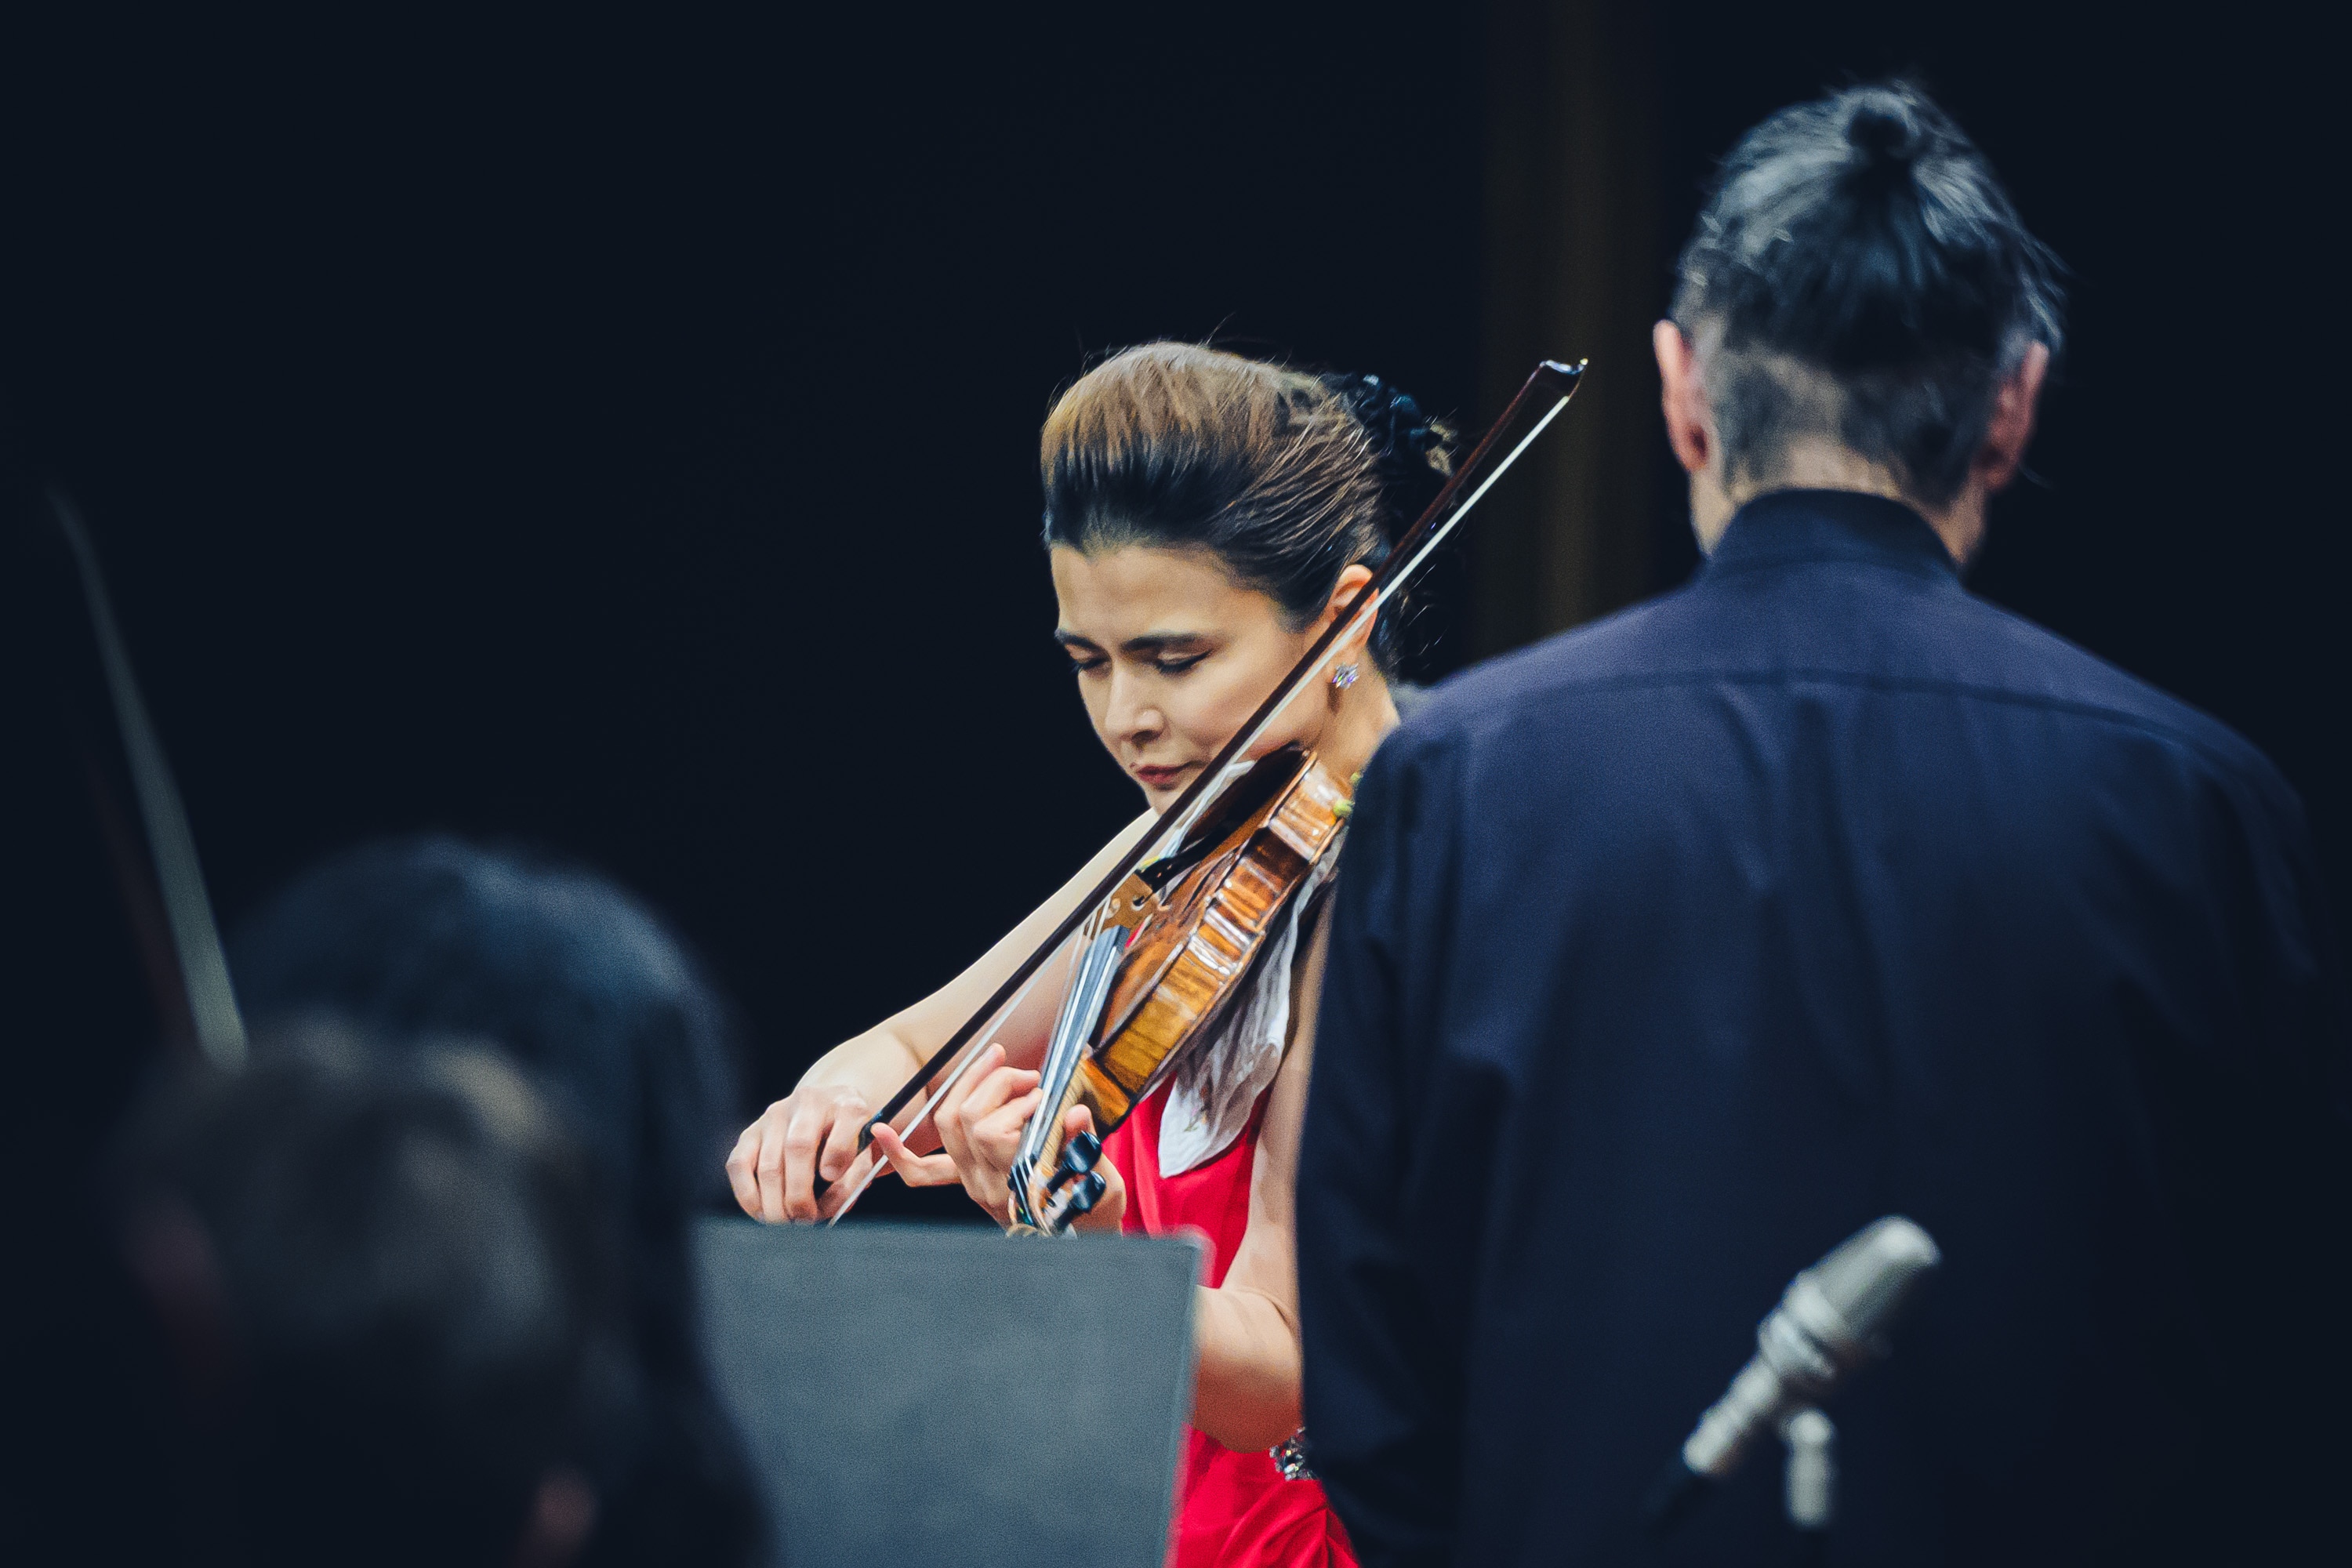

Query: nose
[[1104, 667, 1165, 750]]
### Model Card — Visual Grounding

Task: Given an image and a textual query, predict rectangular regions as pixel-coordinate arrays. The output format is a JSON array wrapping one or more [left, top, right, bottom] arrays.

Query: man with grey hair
[[1298, 82, 2346, 1565]]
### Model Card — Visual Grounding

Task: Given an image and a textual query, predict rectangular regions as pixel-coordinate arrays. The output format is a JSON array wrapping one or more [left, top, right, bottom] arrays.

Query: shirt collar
[[1703, 488, 1959, 583]]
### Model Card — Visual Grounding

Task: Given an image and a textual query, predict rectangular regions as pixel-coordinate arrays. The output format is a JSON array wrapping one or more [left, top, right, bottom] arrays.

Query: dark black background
[[2, 3, 2339, 1560], [2, 7, 1489, 1158], [4, 4, 2338, 1168]]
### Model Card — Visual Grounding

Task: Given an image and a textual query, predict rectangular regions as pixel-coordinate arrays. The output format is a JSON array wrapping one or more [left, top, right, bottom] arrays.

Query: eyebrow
[[1054, 630, 1213, 655]]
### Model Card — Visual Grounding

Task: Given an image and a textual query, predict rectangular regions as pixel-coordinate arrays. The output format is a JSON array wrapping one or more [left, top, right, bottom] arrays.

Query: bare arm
[[908, 914, 1330, 1449], [1189, 914, 1328, 1451], [726, 809, 1160, 1222]]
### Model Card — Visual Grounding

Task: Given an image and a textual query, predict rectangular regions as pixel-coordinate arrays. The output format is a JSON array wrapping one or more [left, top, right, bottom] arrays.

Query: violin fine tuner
[[1016, 1131, 1106, 1234], [1044, 1168, 1109, 1232]]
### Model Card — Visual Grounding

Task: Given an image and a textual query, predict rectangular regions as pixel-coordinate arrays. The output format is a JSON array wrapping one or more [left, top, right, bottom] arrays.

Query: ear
[[122, 1196, 238, 1410], [1975, 341, 2051, 493], [1319, 562, 1380, 654], [1653, 320, 1711, 475], [510, 1469, 598, 1568]]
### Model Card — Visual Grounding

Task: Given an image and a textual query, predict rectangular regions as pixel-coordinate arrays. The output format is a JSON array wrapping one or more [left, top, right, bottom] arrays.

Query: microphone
[[1642, 1216, 1941, 1536]]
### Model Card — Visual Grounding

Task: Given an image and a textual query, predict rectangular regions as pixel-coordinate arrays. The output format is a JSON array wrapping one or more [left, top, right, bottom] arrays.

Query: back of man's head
[[1673, 82, 2064, 510], [118, 1029, 630, 1567]]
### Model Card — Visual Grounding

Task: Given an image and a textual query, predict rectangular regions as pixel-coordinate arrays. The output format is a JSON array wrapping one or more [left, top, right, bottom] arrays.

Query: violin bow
[[48, 490, 248, 1070], [829, 358, 1585, 1221]]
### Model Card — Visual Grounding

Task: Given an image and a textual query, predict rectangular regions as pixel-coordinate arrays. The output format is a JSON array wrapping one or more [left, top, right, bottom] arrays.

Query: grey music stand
[[695, 1218, 1202, 1568]]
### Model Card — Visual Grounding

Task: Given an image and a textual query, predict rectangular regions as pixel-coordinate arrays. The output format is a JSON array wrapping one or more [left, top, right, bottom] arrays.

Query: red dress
[[1102, 1080, 1358, 1568]]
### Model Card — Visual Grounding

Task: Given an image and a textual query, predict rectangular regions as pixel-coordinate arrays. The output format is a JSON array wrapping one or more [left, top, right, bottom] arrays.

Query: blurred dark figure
[[2, 474, 238, 1561], [117, 1030, 629, 1566], [227, 837, 762, 1567]]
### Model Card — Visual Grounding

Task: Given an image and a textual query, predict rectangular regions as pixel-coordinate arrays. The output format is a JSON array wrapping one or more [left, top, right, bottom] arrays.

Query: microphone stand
[[1782, 1408, 1834, 1566]]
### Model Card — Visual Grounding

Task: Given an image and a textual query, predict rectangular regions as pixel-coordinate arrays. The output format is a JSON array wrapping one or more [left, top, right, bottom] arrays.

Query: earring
[[1330, 661, 1359, 691]]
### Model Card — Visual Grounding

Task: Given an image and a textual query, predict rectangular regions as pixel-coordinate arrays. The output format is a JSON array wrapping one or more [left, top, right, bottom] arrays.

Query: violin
[[831, 358, 1586, 1229], [1006, 740, 1352, 1228]]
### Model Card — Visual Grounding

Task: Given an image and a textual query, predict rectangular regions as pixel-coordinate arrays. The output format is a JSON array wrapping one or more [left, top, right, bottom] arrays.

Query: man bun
[[1846, 99, 1922, 172], [1670, 80, 2063, 508]]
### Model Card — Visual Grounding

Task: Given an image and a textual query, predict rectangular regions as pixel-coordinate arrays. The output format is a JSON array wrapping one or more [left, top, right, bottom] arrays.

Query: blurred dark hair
[[1040, 342, 1455, 676], [228, 837, 760, 1566], [1671, 81, 2064, 507], [117, 1029, 630, 1566]]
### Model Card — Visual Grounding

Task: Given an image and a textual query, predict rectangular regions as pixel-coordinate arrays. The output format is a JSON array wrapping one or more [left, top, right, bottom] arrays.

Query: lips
[[1131, 763, 1196, 789]]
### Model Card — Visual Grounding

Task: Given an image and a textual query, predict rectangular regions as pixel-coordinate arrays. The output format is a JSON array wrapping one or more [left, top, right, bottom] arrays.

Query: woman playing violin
[[725, 341, 1451, 1568]]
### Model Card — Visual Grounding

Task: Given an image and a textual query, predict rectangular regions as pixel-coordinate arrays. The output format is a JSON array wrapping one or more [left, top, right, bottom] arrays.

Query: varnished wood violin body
[[1009, 742, 1351, 1226]]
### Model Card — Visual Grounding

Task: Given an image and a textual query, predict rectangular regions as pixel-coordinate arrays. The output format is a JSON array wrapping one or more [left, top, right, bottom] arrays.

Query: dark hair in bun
[[1040, 343, 1455, 675], [1672, 81, 2063, 506], [1319, 371, 1457, 538], [1846, 101, 1920, 170]]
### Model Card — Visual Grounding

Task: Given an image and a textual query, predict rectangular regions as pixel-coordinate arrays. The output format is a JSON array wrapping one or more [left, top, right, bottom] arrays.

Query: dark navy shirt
[[1299, 491, 2347, 1566]]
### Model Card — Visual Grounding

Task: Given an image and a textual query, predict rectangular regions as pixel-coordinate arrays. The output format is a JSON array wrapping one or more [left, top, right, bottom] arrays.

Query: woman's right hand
[[726, 813, 1153, 1225], [870, 1053, 1044, 1222], [726, 1082, 878, 1224], [870, 1044, 1044, 1224]]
